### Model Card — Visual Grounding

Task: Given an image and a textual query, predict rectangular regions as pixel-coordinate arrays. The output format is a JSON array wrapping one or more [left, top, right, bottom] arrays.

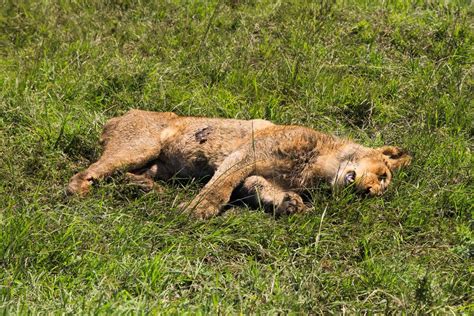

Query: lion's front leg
[[184, 149, 259, 219], [237, 176, 307, 215]]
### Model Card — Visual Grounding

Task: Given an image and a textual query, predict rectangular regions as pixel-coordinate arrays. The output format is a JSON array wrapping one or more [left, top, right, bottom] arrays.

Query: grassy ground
[[1, 0, 473, 313]]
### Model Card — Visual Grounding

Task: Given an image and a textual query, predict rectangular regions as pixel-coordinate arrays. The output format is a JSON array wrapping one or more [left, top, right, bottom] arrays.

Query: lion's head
[[334, 146, 411, 196]]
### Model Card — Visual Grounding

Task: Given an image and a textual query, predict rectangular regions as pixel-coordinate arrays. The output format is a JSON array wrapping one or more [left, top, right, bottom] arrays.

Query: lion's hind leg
[[67, 111, 172, 195], [67, 143, 162, 195], [125, 163, 164, 192]]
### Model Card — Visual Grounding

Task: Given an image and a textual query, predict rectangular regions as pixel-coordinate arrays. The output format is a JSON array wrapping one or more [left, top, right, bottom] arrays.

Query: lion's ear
[[377, 146, 412, 171]]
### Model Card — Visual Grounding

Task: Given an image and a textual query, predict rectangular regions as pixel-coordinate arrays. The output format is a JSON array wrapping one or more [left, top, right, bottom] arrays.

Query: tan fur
[[68, 110, 411, 219]]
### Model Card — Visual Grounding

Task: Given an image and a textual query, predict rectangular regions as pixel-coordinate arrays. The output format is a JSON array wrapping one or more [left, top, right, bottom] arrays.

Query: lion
[[67, 110, 411, 219]]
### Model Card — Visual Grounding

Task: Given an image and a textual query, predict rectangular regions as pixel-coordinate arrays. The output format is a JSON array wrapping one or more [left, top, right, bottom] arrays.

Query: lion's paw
[[277, 192, 306, 215], [67, 172, 92, 196], [181, 198, 221, 220]]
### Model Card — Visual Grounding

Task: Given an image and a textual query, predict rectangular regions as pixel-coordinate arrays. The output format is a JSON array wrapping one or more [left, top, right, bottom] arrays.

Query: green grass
[[1, 0, 473, 313]]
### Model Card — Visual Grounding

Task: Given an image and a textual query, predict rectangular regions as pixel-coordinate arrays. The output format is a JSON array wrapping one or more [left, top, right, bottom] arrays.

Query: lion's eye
[[345, 170, 356, 184], [378, 173, 387, 181]]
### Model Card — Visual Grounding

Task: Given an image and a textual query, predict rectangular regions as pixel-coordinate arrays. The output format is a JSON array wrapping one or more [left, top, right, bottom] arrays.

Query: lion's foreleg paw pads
[[278, 193, 306, 215]]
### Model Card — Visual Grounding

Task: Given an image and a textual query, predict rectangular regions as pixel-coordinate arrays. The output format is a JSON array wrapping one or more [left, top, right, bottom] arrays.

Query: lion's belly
[[155, 118, 270, 180]]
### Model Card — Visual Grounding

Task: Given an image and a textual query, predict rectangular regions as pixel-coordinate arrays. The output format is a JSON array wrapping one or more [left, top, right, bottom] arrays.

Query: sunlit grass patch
[[0, 0, 472, 313]]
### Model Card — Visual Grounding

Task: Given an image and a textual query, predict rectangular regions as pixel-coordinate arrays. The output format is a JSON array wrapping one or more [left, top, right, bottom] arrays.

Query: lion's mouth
[[344, 170, 356, 185]]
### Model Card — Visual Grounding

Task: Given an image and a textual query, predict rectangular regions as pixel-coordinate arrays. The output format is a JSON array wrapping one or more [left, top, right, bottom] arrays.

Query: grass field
[[1, 0, 473, 313]]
